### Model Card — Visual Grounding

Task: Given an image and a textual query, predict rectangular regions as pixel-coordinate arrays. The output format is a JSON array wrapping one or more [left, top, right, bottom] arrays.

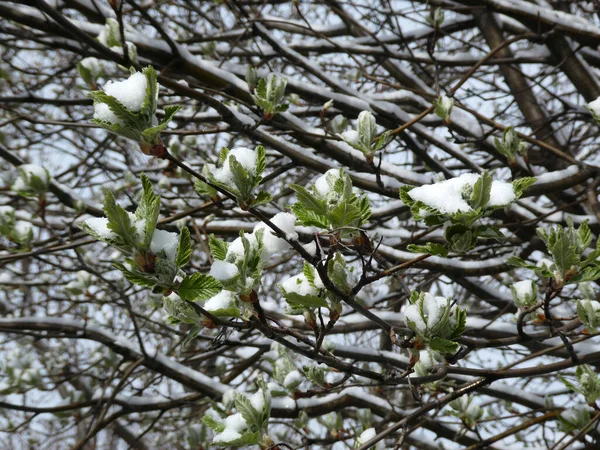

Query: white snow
[[589, 97, 600, 116], [340, 129, 359, 145], [13, 220, 32, 238], [224, 412, 247, 432], [204, 290, 235, 312], [80, 57, 102, 78], [226, 233, 259, 260], [280, 274, 318, 297], [210, 260, 239, 281], [512, 280, 535, 303], [254, 212, 298, 256], [214, 147, 258, 184], [12, 164, 50, 192], [150, 229, 178, 261], [250, 390, 265, 412], [103, 72, 147, 112], [93, 102, 124, 125], [487, 181, 516, 206], [213, 428, 242, 444], [423, 293, 448, 329], [303, 241, 317, 257], [407, 173, 516, 215], [0, 205, 14, 222], [314, 169, 340, 198], [356, 428, 384, 450], [534, 165, 579, 184], [403, 304, 426, 333], [283, 370, 302, 389]]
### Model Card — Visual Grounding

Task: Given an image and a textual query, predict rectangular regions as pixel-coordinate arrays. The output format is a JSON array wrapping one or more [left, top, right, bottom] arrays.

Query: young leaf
[[176, 227, 193, 268], [178, 273, 222, 301], [103, 191, 138, 248], [201, 415, 226, 433], [429, 336, 458, 354], [235, 393, 261, 428], [407, 242, 448, 257], [208, 235, 228, 261], [470, 171, 492, 210]]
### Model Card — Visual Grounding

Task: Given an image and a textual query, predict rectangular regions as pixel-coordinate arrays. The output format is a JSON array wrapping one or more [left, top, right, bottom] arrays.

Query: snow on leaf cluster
[[90, 66, 181, 152], [404, 291, 466, 356], [401, 171, 535, 254]]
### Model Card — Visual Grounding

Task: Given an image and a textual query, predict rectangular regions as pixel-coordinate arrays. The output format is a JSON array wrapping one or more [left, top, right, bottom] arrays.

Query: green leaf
[[103, 191, 138, 248], [407, 242, 448, 257], [429, 336, 458, 354], [303, 262, 316, 286], [209, 235, 228, 260], [208, 306, 241, 318], [178, 273, 222, 301], [572, 266, 600, 284], [291, 185, 327, 216], [327, 253, 351, 295], [137, 174, 161, 251], [228, 155, 252, 200], [450, 308, 467, 339], [112, 263, 157, 288], [253, 191, 272, 207], [470, 171, 492, 210], [357, 111, 376, 149], [215, 431, 260, 446], [140, 66, 158, 119], [201, 415, 225, 433], [89, 91, 137, 125], [235, 393, 261, 428], [578, 220, 593, 250], [255, 145, 266, 180], [182, 324, 203, 348], [283, 291, 328, 309], [328, 201, 362, 229], [176, 227, 193, 268], [512, 177, 537, 198], [548, 233, 579, 276]]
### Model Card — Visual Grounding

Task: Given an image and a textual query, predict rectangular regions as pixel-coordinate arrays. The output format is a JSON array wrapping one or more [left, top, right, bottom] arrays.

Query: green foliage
[[12, 166, 50, 197], [404, 292, 466, 355], [252, 73, 288, 119], [280, 262, 328, 311], [203, 383, 272, 448], [494, 127, 528, 165], [558, 407, 593, 434], [209, 234, 229, 261], [0, 206, 34, 249], [176, 227, 193, 268], [291, 168, 370, 236], [400, 172, 535, 254], [203, 145, 270, 208], [434, 94, 454, 123], [178, 273, 222, 302], [560, 364, 600, 405], [339, 111, 392, 160], [80, 174, 193, 293], [77, 58, 102, 87], [90, 66, 181, 147], [103, 191, 138, 249], [327, 252, 353, 296], [303, 364, 327, 387], [207, 231, 264, 296], [577, 299, 600, 329], [448, 395, 483, 427], [510, 280, 538, 309], [163, 293, 203, 325], [510, 218, 600, 287]]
